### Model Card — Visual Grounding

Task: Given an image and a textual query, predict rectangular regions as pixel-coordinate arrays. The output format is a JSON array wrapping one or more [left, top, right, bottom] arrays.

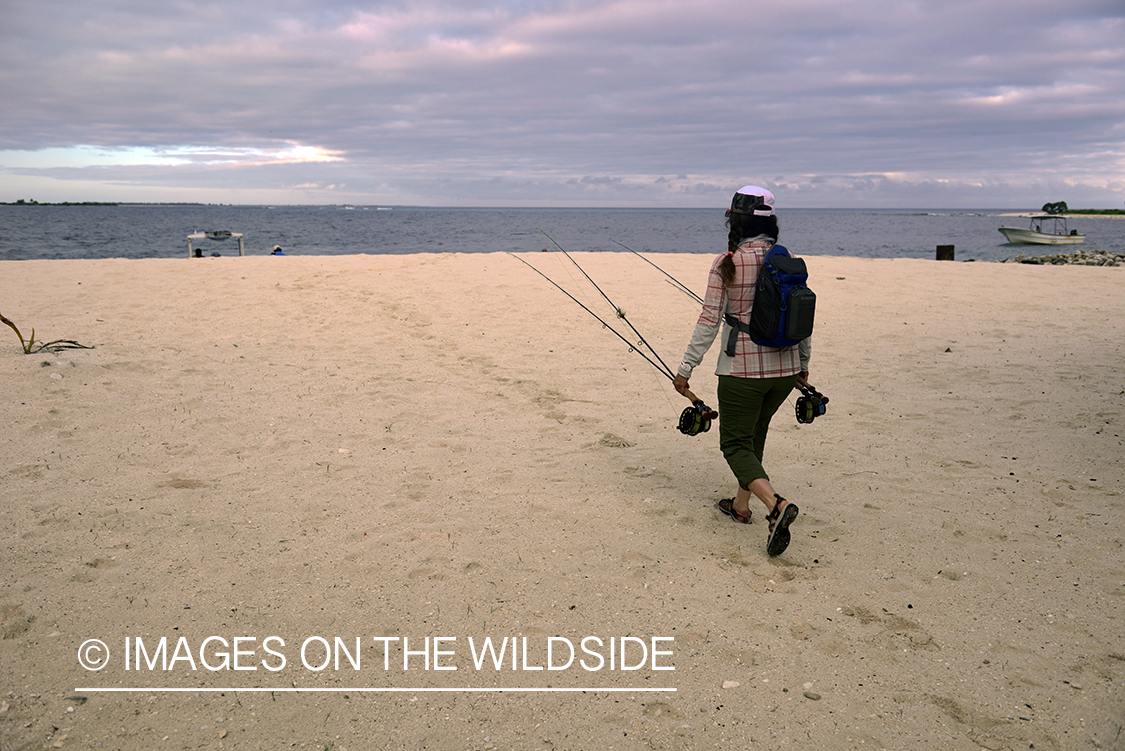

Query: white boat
[[998, 215, 1085, 245]]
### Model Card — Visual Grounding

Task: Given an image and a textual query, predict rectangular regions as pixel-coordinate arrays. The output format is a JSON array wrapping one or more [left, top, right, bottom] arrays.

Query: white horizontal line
[[75, 687, 676, 693]]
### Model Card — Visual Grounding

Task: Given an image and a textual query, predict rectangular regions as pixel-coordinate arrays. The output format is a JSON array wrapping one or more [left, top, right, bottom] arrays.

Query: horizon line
[[4, 201, 1050, 212]]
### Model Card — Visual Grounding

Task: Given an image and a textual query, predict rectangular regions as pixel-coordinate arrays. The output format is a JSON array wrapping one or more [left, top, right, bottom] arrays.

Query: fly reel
[[678, 400, 718, 436], [795, 385, 829, 424]]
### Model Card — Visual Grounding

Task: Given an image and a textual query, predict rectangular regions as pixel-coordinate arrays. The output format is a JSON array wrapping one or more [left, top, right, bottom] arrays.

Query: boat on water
[[998, 215, 1085, 245]]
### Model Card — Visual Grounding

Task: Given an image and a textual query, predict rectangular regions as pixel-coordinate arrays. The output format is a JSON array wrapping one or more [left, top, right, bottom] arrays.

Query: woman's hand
[[673, 374, 690, 396], [797, 371, 810, 388]]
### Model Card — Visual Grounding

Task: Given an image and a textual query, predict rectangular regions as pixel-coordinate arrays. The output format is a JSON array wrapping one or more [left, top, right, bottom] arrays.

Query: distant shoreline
[[1, 201, 204, 207], [2, 201, 123, 206], [998, 211, 1125, 218]]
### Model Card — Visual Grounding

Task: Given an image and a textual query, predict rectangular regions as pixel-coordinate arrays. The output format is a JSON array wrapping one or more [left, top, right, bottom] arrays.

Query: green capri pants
[[716, 373, 799, 490]]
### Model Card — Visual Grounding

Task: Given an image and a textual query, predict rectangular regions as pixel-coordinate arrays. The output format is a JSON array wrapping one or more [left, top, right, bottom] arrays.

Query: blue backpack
[[725, 244, 815, 354]]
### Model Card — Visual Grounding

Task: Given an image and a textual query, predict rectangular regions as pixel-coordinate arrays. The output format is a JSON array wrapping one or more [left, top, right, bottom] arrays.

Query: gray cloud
[[1, 0, 1122, 206]]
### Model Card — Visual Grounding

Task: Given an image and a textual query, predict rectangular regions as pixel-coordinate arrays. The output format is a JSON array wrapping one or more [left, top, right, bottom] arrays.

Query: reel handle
[[797, 383, 829, 404], [681, 388, 718, 420]]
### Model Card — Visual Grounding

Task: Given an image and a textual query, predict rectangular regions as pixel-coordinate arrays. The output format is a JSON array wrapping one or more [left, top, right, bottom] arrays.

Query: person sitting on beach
[[673, 185, 811, 556], [271, 245, 285, 255]]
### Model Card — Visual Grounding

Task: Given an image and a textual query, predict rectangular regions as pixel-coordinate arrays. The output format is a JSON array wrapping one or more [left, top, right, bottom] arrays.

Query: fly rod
[[539, 229, 678, 380], [609, 239, 703, 305], [508, 249, 717, 436], [506, 253, 676, 380]]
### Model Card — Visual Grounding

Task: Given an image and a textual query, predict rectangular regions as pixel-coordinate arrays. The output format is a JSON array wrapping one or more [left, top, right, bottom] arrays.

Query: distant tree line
[[3, 200, 215, 206], [3, 199, 119, 206], [1041, 201, 1123, 215]]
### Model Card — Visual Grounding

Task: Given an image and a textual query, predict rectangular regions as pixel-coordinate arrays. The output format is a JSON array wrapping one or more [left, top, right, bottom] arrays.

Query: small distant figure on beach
[[271, 245, 285, 255], [192, 248, 203, 258]]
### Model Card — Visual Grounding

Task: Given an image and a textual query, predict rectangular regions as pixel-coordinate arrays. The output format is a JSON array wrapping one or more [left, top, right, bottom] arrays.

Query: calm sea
[[0, 205, 1120, 262]]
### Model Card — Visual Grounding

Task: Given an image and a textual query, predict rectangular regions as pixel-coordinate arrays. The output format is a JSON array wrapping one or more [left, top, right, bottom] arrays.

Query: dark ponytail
[[719, 214, 779, 286]]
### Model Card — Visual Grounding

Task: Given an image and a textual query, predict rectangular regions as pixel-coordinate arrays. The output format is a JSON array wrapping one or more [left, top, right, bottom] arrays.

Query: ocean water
[[0, 204, 1120, 262]]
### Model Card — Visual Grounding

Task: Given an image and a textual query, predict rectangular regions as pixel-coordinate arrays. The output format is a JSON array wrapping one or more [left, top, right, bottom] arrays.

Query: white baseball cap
[[726, 185, 776, 217]]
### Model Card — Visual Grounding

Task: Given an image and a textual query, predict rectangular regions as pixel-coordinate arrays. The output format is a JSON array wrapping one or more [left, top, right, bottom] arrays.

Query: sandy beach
[[2, 252, 1122, 750]]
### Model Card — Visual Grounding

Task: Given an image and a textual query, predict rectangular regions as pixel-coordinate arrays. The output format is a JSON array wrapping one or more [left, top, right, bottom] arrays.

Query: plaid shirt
[[678, 238, 806, 379]]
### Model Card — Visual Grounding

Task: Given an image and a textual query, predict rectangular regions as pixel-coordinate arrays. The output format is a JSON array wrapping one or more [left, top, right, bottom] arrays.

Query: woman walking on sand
[[673, 186, 811, 556]]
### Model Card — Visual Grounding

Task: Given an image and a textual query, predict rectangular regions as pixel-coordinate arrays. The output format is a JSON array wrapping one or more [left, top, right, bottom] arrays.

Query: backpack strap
[[767, 244, 790, 260], [724, 244, 792, 356], [724, 313, 750, 356]]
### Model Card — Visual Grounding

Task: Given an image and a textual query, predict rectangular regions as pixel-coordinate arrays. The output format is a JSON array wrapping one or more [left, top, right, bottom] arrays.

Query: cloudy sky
[[1, 0, 1123, 207]]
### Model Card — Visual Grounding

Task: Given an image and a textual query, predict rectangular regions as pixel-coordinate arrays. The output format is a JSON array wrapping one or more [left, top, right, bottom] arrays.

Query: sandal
[[718, 497, 752, 524], [766, 495, 799, 556]]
